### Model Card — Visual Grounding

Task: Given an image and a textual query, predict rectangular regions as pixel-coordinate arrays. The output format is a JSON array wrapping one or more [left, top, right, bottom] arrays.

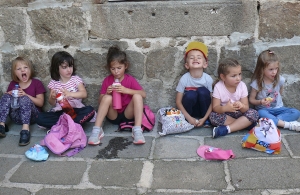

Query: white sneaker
[[132, 127, 145, 145], [88, 127, 104, 145], [289, 121, 300, 132]]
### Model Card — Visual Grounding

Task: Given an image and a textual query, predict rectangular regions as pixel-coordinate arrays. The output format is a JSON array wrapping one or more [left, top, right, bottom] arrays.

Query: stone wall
[[0, 0, 300, 112]]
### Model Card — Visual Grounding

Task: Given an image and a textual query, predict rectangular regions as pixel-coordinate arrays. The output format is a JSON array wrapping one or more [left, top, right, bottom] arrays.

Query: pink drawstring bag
[[197, 145, 235, 160]]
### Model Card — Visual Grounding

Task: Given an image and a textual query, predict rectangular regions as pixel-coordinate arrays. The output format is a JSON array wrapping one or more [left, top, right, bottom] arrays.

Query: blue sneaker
[[203, 120, 212, 128], [212, 125, 228, 138]]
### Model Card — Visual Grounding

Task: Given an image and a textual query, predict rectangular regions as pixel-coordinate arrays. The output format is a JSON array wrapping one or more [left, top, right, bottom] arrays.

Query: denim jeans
[[182, 87, 211, 118], [258, 107, 300, 125]]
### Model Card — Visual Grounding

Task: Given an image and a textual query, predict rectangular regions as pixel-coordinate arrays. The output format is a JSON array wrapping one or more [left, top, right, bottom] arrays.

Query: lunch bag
[[158, 107, 194, 136], [242, 118, 281, 154]]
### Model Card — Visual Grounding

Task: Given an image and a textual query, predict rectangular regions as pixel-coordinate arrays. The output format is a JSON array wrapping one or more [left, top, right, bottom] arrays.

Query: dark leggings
[[182, 87, 211, 118], [0, 94, 39, 125], [36, 106, 95, 129]]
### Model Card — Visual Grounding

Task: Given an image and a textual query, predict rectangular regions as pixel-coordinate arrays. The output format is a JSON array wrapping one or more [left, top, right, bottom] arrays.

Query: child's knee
[[101, 94, 113, 103], [132, 93, 143, 101]]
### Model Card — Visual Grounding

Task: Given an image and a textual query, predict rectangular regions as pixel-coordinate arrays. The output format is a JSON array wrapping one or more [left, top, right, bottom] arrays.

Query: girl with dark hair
[[36, 51, 95, 129], [88, 46, 146, 145]]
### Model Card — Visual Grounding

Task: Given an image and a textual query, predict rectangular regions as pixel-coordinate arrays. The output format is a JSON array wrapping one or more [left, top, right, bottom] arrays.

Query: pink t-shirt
[[100, 74, 143, 113], [212, 81, 248, 106]]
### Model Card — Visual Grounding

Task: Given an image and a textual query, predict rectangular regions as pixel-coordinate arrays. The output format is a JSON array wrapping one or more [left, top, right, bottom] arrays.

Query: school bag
[[118, 105, 155, 131], [40, 113, 87, 156], [241, 118, 281, 154], [158, 107, 194, 136]]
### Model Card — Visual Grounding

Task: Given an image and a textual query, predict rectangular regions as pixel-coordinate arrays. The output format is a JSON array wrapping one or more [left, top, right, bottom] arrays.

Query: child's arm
[[115, 85, 146, 98], [176, 92, 197, 125], [212, 97, 237, 113], [249, 88, 271, 106], [61, 83, 87, 99], [48, 89, 56, 106], [235, 97, 250, 113], [197, 98, 212, 126], [19, 88, 44, 107]]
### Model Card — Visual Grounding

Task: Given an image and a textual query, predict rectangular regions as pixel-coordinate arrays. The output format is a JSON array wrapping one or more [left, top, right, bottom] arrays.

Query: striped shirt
[[48, 75, 83, 95]]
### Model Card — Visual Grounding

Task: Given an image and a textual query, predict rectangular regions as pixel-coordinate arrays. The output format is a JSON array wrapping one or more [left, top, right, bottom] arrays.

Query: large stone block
[[89, 0, 256, 39], [0, 0, 31, 7], [27, 7, 88, 45], [259, 2, 300, 40], [146, 47, 179, 81], [74, 50, 107, 79], [0, 9, 26, 45]]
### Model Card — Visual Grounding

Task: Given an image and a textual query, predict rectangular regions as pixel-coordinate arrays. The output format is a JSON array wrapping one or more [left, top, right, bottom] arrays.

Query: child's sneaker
[[212, 125, 228, 138], [289, 121, 300, 132], [203, 120, 212, 128], [132, 127, 145, 145], [88, 127, 104, 145]]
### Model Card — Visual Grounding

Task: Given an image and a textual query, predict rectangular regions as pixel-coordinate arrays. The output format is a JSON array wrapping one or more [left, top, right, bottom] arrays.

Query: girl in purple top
[[0, 57, 46, 146], [88, 46, 146, 145]]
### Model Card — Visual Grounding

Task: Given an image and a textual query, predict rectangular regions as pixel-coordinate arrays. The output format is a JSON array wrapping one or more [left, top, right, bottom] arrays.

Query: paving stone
[[229, 159, 300, 189], [36, 188, 136, 195], [154, 136, 199, 159], [0, 157, 21, 182], [152, 161, 226, 191], [0, 187, 30, 195], [10, 161, 87, 185], [89, 160, 143, 187]]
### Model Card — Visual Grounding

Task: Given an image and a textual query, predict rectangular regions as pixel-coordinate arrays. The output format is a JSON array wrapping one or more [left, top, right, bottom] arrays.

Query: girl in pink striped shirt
[[36, 51, 95, 129]]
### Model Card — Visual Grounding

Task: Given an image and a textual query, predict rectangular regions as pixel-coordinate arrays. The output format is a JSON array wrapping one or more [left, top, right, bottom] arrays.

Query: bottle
[[112, 79, 122, 110], [11, 84, 20, 109], [56, 93, 77, 119]]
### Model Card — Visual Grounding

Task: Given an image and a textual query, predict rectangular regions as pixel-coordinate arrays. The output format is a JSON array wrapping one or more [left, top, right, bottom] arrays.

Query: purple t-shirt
[[100, 74, 143, 113], [7, 78, 46, 111]]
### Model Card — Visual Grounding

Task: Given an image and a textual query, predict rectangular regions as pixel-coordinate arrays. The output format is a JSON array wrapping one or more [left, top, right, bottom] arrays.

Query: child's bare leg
[[89, 95, 115, 145], [95, 95, 116, 127], [22, 124, 29, 131], [124, 94, 143, 126], [226, 116, 251, 133], [125, 94, 145, 145]]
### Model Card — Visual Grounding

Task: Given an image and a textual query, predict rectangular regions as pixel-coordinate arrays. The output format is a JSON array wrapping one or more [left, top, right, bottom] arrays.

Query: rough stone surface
[[259, 2, 300, 40], [89, 1, 256, 39], [0, 0, 300, 112], [0, 9, 26, 45], [27, 7, 88, 46]]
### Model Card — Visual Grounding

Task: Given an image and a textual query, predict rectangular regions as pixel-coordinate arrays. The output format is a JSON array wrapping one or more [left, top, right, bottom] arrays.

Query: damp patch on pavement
[[95, 137, 132, 159]]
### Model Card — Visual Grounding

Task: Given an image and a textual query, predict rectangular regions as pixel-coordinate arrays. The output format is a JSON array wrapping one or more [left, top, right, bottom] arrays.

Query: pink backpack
[[40, 113, 87, 156], [142, 105, 155, 131], [118, 105, 155, 131]]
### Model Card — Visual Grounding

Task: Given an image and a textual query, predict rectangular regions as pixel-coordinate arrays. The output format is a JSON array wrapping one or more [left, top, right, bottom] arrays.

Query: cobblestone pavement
[[1, 119, 300, 195]]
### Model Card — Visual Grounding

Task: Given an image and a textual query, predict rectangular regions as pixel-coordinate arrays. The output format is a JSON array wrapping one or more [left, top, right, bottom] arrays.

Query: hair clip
[[267, 50, 274, 54]]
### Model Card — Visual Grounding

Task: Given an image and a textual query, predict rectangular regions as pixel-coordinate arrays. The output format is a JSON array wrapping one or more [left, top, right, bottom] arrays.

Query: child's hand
[[113, 84, 125, 94], [224, 100, 238, 112], [261, 98, 272, 107], [60, 88, 71, 98], [18, 88, 27, 97], [196, 118, 206, 127], [106, 85, 113, 94], [233, 101, 244, 110], [188, 118, 199, 126], [50, 89, 57, 100]]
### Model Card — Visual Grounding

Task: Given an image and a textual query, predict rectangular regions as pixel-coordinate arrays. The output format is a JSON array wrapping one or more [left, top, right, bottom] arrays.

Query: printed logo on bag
[[242, 118, 281, 154]]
